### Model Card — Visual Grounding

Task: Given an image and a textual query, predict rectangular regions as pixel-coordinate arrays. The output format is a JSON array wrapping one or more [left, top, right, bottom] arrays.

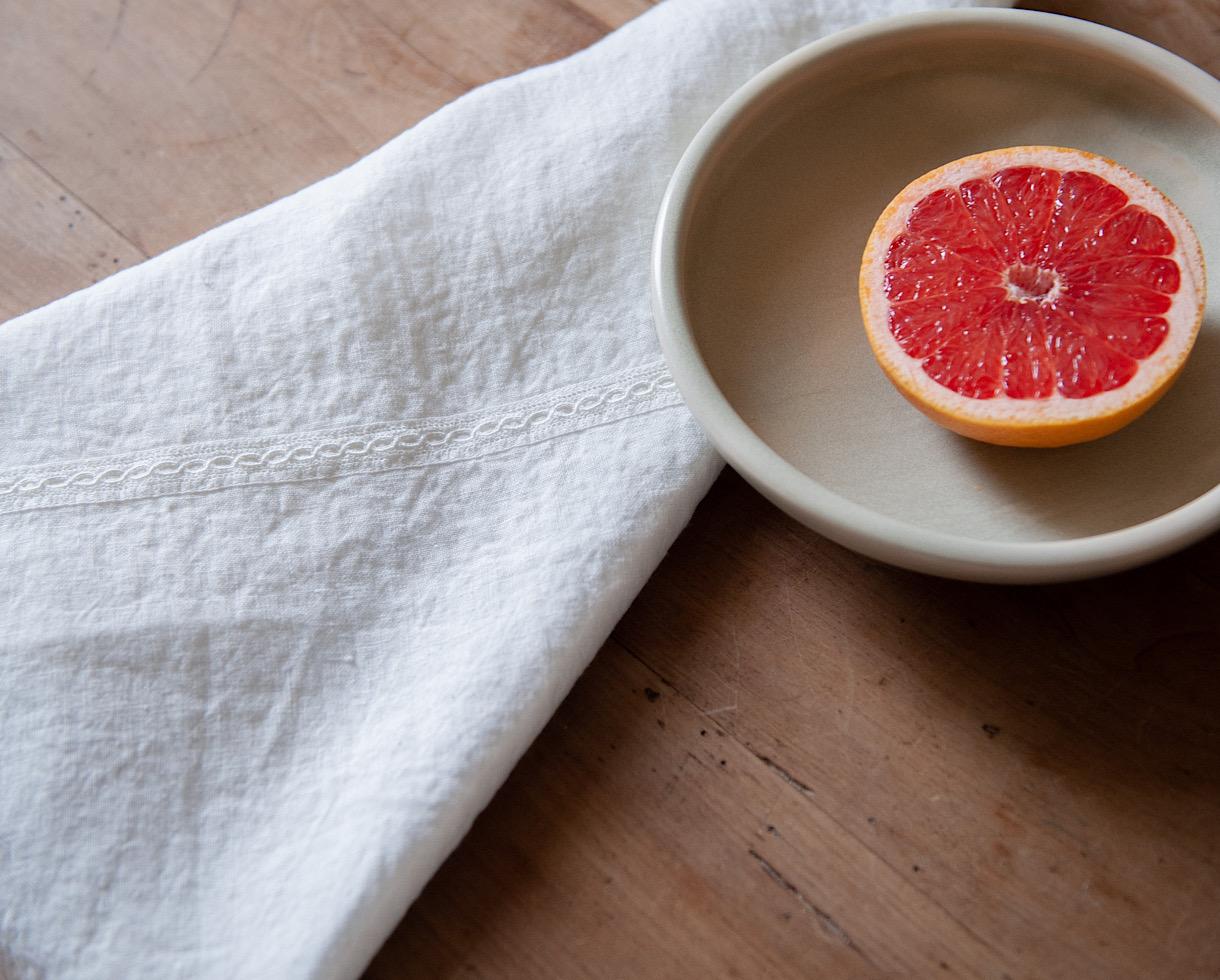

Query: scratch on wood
[[840, 649, 858, 737], [191, 0, 243, 83], [755, 754, 815, 798], [701, 623, 742, 716], [782, 578, 816, 677], [552, 0, 615, 34], [1166, 880, 1203, 947], [106, 0, 130, 50], [1167, 906, 1190, 947], [1038, 817, 1088, 850], [728, 620, 743, 710], [84, 0, 131, 86], [399, 33, 471, 91], [748, 849, 865, 956], [349, 2, 471, 91]]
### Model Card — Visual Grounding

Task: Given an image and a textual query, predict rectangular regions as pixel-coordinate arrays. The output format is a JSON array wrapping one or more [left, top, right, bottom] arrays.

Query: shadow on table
[[366, 469, 1220, 977], [668, 468, 1220, 820], [953, 324, 1220, 539]]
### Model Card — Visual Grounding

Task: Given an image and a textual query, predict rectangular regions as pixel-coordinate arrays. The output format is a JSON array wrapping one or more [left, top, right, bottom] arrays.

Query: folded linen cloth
[[0, 1, 1004, 977]]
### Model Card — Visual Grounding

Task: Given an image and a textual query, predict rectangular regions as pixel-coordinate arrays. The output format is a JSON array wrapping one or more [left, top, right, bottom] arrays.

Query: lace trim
[[0, 362, 682, 516]]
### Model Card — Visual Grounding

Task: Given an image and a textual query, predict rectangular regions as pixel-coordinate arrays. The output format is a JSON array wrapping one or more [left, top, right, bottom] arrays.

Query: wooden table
[[3, 2, 1218, 976]]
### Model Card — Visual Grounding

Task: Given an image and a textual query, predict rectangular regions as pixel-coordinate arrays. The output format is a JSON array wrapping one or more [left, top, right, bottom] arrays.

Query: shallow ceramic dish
[[652, 9, 1220, 583]]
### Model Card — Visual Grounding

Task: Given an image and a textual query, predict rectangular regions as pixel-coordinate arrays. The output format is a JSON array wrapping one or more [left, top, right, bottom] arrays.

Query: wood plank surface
[[380, 471, 1220, 978], [1, 1, 1217, 977]]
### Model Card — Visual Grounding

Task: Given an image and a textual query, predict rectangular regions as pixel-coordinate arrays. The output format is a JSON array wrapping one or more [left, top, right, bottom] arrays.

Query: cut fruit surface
[[858, 146, 1206, 447]]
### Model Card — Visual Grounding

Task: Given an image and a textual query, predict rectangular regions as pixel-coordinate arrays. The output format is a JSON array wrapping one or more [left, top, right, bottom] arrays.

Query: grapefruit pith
[[858, 146, 1206, 447]]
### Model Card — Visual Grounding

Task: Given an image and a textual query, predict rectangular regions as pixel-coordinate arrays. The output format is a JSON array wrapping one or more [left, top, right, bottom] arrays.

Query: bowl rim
[[651, 7, 1220, 583]]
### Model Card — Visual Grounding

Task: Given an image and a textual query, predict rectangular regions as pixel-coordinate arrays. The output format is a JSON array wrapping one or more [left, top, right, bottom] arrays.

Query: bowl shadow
[[952, 322, 1220, 539]]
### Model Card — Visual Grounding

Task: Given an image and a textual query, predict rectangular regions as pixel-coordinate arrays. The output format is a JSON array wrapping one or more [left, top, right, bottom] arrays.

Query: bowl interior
[[680, 19, 1220, 544]]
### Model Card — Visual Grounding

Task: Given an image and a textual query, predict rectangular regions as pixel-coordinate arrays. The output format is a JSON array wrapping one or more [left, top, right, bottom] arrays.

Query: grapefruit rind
[[858, 146, 1206, 448]]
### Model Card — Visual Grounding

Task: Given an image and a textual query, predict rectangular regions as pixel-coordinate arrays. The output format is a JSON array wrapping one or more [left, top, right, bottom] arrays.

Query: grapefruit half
[[859, 146, 1206, 447]]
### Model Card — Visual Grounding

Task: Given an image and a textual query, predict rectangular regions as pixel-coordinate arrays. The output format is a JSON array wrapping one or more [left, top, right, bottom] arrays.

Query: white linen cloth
[[0, 1, 1003, 977]]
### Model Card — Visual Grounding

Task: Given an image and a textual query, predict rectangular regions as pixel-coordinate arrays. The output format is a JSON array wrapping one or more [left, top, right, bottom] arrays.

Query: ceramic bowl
[[652, 9, 1220, 583]]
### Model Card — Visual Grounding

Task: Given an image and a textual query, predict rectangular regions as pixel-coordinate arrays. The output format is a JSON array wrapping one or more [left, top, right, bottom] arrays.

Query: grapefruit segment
[[859, 146, 1206, 447]]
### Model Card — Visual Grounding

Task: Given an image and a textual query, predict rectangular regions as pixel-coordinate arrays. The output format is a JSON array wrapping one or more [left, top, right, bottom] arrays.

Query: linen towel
[[0, 0, 1005, 977]]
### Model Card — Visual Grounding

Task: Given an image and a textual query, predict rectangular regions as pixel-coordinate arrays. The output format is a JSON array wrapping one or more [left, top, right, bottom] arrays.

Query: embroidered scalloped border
[[0, 361, 683, 516]]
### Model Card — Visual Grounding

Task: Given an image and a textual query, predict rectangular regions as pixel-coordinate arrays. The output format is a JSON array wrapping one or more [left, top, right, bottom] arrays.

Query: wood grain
[[1019, 0, 1220, 76], [373, 470, 1220, 979], [1, 1, 1217, 978]]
